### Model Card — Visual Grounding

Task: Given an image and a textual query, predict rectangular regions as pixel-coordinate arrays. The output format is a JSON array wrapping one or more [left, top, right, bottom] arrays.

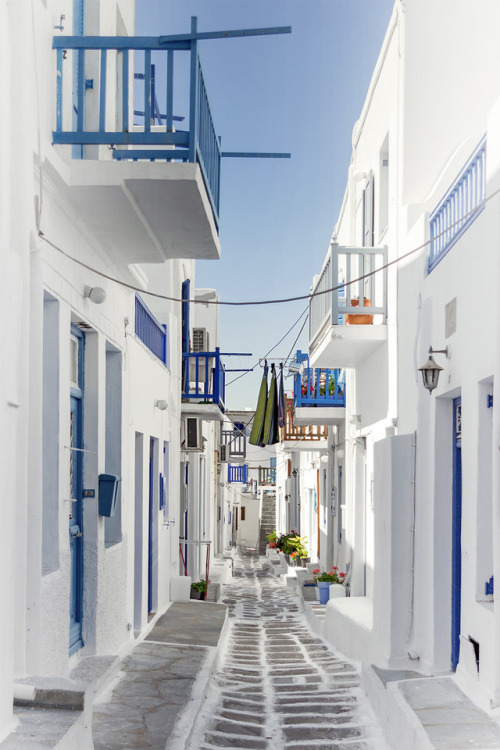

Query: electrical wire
[[37, 184, 500, 308], [226, 306, 308, 386]]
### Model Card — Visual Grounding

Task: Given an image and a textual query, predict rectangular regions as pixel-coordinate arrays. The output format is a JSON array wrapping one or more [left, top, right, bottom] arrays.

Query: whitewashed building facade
[[300, 0, 500, 712]]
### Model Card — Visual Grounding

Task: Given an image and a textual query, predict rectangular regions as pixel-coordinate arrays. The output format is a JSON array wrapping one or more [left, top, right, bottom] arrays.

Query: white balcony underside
[[294, 407, 345, 426], [309, 324, 387, 369], [47, 159, 220, 264], [282, 439, 329, 452], [181, 403, 224, 422]]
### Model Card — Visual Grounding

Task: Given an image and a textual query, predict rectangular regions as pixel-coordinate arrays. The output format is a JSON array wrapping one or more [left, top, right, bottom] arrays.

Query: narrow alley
[[187, 549, 387, 750]]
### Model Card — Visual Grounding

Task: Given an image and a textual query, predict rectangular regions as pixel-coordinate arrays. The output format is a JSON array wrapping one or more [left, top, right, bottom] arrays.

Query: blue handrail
[[135, 294, 167, 364]]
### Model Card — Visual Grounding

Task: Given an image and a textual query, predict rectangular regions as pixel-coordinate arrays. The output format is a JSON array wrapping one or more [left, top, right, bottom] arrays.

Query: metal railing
[[134, 294, 167, 364], [258, 467, 276, 486], [294, 367, 345, 408], [221, 429, 246, 459], [53, 25, 221, 225], [228, 465, 248, 483], [309, 243, 387, 349], [429, 136, 486, 272], [182, 348, 225, 411]]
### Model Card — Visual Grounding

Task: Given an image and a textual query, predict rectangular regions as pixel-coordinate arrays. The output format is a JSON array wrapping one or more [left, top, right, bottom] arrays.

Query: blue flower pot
[[318, 581, 330, 605]]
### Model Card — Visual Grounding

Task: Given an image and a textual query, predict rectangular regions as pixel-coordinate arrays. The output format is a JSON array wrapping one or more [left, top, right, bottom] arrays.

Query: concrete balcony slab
[[46, 158, 220, 265], [294, 406, 345, 426], [310, 324, 387, 369]]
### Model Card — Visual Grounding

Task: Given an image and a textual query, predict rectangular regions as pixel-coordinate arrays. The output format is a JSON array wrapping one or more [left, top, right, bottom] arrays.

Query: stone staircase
[[258, 492, 276, 554]]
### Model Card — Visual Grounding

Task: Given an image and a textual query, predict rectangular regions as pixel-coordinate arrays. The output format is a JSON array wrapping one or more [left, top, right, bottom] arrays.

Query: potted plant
[[266, 531, 278, 549], [190, 579, 208, 600], [313, 568, 346, 604], [346, 297, 374, 326]]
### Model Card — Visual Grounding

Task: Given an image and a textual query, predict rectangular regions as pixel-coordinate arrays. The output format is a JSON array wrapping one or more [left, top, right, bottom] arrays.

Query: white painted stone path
[[187, 549, 389, 750]]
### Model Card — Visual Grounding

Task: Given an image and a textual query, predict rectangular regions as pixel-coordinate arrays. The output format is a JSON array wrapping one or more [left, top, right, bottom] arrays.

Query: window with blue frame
[[429, 136, 486, 272]]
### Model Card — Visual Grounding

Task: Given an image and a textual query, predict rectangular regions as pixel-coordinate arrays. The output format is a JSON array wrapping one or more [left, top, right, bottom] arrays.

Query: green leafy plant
[[191, 579, 208, 593], [266, 531, 278, 544]]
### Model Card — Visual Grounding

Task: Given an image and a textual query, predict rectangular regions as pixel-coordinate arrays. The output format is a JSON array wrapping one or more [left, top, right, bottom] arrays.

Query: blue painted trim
[[181, 279, 190, 354], [188, 17, 199, 164], [487, 395, 493, 409], [144, 49, 151, 132], [228, 465, 248, 483], [182, 348, 225, 411], [54, 131, 190, 146], [485, 576, 494, 596], [112, 149, 189, 162], [166, 50, 174, 132], [99, 49, 106, 132], [148, 438, 154, 613], [451, 397, 462, 671], [122, 49, 129, 131]]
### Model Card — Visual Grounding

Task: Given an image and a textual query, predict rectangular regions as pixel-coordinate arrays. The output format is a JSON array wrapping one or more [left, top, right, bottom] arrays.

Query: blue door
[[69, 327, 84, 653], [451, 398, 462, 670]]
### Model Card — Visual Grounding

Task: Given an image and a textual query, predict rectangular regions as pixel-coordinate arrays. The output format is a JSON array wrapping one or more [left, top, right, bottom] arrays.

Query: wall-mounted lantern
[[418, 346, 449, 394]]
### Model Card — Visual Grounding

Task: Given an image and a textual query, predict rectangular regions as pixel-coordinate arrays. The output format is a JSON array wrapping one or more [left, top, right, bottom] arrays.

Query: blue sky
[[136, 0, 394, 409]]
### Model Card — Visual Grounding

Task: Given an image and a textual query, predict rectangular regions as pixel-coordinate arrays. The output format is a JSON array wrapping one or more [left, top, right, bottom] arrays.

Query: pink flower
[[312, 568, 320, 574]]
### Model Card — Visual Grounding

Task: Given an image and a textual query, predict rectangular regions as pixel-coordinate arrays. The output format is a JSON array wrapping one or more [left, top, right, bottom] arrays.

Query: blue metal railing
[[294, 367, 345, 408], [228, 465, 248, 484], [182, 348, 225, 411], [53, 30, 221, 225], [135, 294, 167, 364], [429, 136, 486, 272], [309, 243, 387, 349]]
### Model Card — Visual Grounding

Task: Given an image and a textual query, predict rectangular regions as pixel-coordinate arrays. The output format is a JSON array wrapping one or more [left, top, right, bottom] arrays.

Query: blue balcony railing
[[294, 367, 345, 408], [309, 243, 387, 349], [135, 294, 167, 364], [228, 465, 248, 484], [182, 348, 225, 411], [429, 136, 486, 272], [53, 22, 221, 225]]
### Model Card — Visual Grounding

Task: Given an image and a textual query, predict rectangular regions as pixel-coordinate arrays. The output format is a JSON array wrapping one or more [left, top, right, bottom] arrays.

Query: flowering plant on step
[[313, 567, 346, 585]]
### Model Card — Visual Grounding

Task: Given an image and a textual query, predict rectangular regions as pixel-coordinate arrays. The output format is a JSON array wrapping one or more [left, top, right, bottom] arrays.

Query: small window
[[70, 336, 79, 388]]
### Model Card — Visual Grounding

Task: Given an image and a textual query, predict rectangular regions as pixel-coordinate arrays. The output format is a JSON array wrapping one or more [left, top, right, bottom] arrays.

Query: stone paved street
[[187, 549, 388, 750]]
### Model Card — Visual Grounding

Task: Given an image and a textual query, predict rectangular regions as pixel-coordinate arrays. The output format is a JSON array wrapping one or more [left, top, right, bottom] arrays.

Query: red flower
[[312, 568, 320, 574], [340, 572, 345, 578], [332, 566, 338, 570]]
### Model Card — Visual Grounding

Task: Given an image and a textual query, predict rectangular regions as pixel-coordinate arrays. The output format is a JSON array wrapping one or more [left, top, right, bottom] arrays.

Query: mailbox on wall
[[98, 474, 121, 517]]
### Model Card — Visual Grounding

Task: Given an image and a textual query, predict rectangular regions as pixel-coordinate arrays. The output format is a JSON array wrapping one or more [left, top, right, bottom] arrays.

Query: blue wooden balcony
[[182, 348, 225, 413], [53, 24, 221, 225], [308, 242, 388, 368], [228, 465, 248, 484], [294, 366, 345, 408]]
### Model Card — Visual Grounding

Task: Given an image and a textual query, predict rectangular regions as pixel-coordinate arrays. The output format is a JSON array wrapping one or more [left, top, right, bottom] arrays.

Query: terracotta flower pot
[[346, 298, 374, 326]]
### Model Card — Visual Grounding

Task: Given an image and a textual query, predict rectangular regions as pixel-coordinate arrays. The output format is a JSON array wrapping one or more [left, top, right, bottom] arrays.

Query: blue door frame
[[69, 325, 84, 654], [148, 437, 154, 613], [451, 398, 462, 670]]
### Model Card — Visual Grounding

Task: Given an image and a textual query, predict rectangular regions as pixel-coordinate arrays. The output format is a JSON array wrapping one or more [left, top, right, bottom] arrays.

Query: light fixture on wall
[[320, 454, 329, 465], [155, 399, 168, 410], [418, 346, 449, 394], [84, 285, 106, 304]]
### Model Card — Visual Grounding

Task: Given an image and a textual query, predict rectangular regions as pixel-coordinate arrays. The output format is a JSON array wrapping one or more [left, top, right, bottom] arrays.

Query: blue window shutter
[[182, 279, 190, 353]]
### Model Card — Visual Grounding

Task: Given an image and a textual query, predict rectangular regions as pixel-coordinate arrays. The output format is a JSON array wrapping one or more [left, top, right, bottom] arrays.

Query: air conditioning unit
[[183, 417, 202, 451], [219, 444, 229, 463], [192, 327, 210, 353]]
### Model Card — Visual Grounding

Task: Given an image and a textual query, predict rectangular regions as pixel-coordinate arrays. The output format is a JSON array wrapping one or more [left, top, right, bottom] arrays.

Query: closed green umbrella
[[249, 362, 268, 446], [264, 363, 280, 445]]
